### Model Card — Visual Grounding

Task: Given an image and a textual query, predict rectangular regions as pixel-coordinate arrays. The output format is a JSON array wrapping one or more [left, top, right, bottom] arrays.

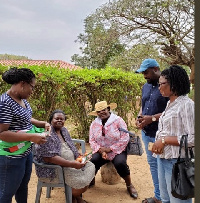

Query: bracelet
[[161, 136, 166, 145]]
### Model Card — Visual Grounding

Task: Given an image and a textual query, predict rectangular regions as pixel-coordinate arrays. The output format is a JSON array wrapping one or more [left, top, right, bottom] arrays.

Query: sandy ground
[[12, 136, 195, 203]]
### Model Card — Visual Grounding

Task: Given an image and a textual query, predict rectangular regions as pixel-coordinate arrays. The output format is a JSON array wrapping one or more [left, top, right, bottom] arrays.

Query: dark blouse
[[142, 83, 169, 137]]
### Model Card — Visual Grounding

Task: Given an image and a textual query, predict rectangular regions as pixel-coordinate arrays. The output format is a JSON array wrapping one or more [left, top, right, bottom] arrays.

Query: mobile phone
[[137, 116, 147, 133], [148, 142, 154, 151]]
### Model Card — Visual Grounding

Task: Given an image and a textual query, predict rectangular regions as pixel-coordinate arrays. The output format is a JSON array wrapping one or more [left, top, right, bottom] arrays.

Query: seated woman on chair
[[34, 109, 95, 203], [88, 101, 138, 199]]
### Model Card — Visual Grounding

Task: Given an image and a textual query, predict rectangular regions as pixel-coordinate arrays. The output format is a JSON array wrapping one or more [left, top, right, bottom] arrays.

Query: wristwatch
[[152, 115, 156, 122], [161, 136, 166, 145]]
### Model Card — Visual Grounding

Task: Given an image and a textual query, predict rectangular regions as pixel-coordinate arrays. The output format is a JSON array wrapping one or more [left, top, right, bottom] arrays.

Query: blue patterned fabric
[[34, 126, 80, 179]]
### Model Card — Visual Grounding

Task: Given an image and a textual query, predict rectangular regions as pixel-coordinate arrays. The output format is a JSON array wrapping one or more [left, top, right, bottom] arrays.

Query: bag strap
[[118, 128, 136, 137], [179, 135, 190, 162]]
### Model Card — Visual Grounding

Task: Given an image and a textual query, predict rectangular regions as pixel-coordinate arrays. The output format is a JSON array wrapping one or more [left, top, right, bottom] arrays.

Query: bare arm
[[136, 112, 162, 129], [152, 136, 179, 154], [31, 118, 50, 131], [0, 123, 47, 144], [43, 155, 86, 169]]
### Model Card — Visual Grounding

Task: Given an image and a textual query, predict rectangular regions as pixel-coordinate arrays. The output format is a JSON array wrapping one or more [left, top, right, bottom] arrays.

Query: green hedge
[[0, 65, 145, 141]]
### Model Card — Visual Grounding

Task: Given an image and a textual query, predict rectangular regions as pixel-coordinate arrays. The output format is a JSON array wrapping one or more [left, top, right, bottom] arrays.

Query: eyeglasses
[[158, 82, 168, 87], [28, 83, 35, 90]]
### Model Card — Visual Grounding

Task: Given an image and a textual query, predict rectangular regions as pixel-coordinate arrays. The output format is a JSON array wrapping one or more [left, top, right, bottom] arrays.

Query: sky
[[0, 0, 109, 64]]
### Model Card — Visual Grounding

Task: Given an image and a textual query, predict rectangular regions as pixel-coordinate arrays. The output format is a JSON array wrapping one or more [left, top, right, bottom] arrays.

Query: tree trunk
[[190, 62, 195, 84]]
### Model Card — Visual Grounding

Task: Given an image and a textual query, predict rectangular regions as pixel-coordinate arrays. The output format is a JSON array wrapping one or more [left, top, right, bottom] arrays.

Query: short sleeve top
[[0, 93, 33, 131], [0, 93, 33, 157]]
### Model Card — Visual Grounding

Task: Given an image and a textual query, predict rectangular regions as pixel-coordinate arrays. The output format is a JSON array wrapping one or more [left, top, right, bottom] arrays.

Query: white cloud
[[0, 0, 109, 63]]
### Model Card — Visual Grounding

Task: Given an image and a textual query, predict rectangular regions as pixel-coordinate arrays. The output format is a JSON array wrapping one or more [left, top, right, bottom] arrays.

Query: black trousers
[[90, 151, 130, 178]]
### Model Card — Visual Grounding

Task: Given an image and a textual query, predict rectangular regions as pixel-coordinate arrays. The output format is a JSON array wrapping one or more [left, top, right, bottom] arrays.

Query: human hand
[[135, 116, 143, 128], [99, 147, 110, 154], [152, 139, 164, 154], [45, 122, 51, 132], [102, 152, 108, 160], [30, 133, 47, 145], [72, 161, 86, 169], [137, 115, 152, 129]]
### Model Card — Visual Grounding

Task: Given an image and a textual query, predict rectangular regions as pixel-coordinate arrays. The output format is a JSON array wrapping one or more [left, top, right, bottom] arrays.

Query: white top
[[155, 95, 194, 159]]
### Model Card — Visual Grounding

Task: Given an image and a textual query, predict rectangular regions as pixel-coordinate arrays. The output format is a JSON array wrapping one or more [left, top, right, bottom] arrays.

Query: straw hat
[[88, 101, 117, 116]]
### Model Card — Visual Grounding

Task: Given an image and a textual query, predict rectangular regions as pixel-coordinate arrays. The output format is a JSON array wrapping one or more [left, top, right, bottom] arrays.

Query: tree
[[108, 43, 164, 71], [0, 54, 30, 60], [71, 19, 125, 69], [73, 0, 194, 82]]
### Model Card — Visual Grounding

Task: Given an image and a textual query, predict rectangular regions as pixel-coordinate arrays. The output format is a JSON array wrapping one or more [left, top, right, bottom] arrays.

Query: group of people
[[135, 59, 194, 203], [0, 58, 194, 203]]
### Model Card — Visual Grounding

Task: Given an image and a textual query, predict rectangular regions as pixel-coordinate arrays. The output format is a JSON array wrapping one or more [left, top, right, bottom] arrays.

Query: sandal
[[142, 197, 162, 203]]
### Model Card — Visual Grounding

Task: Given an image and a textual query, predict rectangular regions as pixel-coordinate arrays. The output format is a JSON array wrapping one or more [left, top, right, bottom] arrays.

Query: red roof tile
[[0, 60, 80, 70]]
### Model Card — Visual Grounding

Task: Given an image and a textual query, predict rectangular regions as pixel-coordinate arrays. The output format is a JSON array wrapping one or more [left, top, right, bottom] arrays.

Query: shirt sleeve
[[35, 136, 60, 158], [109, 117, 129, 154], [89, 122, 101, 153], [0, 101, 13, 124], [178, 100, 194, 147]]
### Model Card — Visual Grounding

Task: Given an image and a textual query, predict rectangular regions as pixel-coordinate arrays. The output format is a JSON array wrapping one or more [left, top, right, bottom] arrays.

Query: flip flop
[[142, 197, 161, 203]]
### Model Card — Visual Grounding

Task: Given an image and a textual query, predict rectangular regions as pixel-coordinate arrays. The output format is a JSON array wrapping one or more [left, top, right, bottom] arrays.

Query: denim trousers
[[142, 131, 161, 200], [0, 152, 33, 203], [157, 156, 192, 203]]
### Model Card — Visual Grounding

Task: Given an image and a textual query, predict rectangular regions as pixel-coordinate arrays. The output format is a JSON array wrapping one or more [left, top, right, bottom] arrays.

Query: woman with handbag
[[88, 101, 138, 199], [151, 65, 194, 203]]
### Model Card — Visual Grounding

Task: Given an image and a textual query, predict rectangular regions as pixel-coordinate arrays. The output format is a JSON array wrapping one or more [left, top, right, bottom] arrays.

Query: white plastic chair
[[33, 139, 86, 203]]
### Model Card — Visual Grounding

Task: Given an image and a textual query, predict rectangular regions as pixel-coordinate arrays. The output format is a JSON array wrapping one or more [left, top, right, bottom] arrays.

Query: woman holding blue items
[[0, 67, 50, 203]]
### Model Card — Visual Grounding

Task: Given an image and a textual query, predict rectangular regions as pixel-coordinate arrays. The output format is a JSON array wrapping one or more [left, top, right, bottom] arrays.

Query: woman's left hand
[[99, 147, 111, 154], [102, 152, 108, 160], [44, 122, 51, 132], [152, 139, 164, 154]]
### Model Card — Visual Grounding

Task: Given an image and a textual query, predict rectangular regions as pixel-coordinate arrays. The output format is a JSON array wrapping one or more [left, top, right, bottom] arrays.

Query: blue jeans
[[142, 131, 161, 200], [157, 156, 192, 203], [0, 152, 33, 203]]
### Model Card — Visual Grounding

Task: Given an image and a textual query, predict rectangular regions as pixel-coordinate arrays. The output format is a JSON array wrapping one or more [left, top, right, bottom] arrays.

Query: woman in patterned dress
[[34, 109, 95, 203]]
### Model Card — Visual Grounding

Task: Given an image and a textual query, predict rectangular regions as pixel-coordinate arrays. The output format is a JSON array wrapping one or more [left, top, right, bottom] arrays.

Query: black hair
[[160, 65, 190, 96], [2, 67, 36, 84], [49, 109, 67, 123]]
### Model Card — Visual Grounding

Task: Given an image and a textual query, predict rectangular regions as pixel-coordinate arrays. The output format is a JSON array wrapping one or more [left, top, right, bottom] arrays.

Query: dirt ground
[[12, 135, 194, 203]]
